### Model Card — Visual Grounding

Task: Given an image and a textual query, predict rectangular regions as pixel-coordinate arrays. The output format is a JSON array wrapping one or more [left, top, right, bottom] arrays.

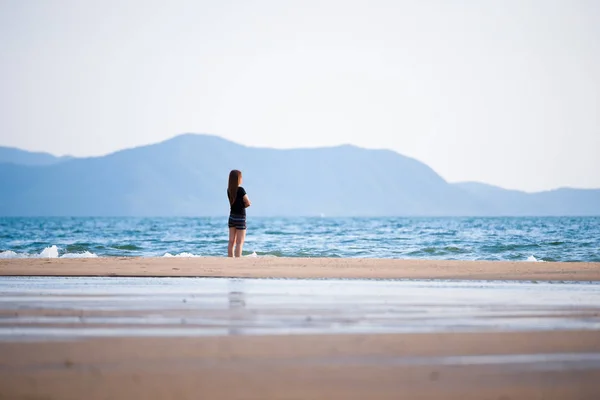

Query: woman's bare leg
[[228, 227, 237, 257], [234, 229, 246, 257]]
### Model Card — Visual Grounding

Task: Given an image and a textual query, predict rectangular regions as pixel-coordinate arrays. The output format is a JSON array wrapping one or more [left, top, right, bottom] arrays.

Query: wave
[[0, 250, 19, 259], [65, 243, 95, 253], [526, 255, 545, 262], [60, 251, 98, 259], [163, 252, 200, 258], [480, 243, 541, 252], [0, 245, 98, 259], [422, 246, 469, 254], [111, 244, 143, 251], [406, 246, 470, 257], [253, 250, 283, 257]]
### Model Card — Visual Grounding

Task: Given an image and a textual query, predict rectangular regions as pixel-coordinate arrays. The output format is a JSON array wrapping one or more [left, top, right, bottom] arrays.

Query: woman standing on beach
[[227, 170, 251, 257]]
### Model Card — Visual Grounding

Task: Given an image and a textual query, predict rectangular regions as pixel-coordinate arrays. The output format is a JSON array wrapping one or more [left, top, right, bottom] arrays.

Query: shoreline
[[2, 257, 599, 281]]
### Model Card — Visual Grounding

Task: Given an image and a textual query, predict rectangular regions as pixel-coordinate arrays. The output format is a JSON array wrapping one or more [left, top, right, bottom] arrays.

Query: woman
[[227, 169, 251, 257]]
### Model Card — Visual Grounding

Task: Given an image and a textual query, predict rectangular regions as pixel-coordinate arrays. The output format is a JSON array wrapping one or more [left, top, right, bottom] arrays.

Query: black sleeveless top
[[228, 186, 247, 216]]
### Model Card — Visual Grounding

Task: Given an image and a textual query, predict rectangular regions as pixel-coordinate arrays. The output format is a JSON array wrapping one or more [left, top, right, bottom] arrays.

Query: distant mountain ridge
[[453, 181, 600, 217], [0, 146, 72, 166], [1, 134, 598, 216]]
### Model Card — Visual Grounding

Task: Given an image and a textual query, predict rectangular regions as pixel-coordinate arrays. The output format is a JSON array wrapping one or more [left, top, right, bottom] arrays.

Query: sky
[[0, 0, 598, 192]]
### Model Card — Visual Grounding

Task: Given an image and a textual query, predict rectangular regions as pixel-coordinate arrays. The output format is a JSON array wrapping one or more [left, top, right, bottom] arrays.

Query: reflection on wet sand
[[1, 276, 598, 337], [228, 279, 246, 335], [0, 276, 599, 399]]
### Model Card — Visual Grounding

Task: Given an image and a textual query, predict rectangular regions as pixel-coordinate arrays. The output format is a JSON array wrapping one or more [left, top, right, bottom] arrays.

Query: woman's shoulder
[[238, 186, 246, 194]]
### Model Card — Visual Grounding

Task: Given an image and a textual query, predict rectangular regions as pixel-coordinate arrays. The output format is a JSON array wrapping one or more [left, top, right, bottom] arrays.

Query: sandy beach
[[1, 259, 599, 399], [2, 331, 600, 399], [1, 257, 600, 280]]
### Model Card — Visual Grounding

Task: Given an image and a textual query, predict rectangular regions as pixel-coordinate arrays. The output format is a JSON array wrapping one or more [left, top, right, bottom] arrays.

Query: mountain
[[0, 146, 72, 166], [454, 182, 600, 216], [0, 134, 598, 216]]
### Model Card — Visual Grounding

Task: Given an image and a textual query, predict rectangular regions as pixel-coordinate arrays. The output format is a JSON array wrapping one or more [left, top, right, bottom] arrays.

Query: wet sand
[[2, 256, 600, 280], [2, 331, 600, 399], [1, 276, 600, 399]]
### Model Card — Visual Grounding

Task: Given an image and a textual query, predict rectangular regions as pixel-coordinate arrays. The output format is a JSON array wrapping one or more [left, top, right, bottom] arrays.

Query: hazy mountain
[[0, 134, 598, 216], [454, 182, 600, 216], [0, 146, 72, 166]]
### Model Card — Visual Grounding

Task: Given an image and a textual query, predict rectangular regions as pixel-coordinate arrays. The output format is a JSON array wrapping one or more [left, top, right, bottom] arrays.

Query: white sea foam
[[40, 245, 59, 258], [0, 245, 98, 259], [60, 251, 98, 259], [163, 252, 200, 258], [0, 250, 20, 259], [526, 255, 544, 262]]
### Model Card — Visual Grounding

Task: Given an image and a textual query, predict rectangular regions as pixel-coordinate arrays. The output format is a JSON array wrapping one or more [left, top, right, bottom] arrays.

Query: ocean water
[[0, 217, 599, 261]]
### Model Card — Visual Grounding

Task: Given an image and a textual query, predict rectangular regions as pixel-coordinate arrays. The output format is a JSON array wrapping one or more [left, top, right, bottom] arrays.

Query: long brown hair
[[227, 170, 242, 205]]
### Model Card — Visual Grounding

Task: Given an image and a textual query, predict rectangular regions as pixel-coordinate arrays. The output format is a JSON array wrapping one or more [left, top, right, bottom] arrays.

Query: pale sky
[[1, 0, 598, 192]]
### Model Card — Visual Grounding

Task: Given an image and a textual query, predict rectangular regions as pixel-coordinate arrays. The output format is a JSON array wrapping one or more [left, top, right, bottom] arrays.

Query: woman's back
[[227, 169, 250, 257], [228, 186, 247, 216]]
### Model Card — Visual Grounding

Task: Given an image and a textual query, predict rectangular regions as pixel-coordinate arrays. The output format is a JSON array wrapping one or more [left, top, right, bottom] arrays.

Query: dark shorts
[[228, 214, 246, 230]]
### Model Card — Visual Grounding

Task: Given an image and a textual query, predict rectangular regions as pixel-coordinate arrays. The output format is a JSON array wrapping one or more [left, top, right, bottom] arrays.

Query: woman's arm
[[243, 194, 251, 208]]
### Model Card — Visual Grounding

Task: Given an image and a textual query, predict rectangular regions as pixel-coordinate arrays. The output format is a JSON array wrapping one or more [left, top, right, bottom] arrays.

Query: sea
[[0, 217, 599, 262]]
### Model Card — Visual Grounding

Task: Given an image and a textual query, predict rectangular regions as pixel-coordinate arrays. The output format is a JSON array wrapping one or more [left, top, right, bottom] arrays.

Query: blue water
[[0, 217, 599, 261]]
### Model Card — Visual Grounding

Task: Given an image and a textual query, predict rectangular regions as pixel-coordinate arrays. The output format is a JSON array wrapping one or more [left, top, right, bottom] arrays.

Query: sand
[[1, 256, 600, 280], [2, 258, 600, 399], [1, 331, 600, 399]]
